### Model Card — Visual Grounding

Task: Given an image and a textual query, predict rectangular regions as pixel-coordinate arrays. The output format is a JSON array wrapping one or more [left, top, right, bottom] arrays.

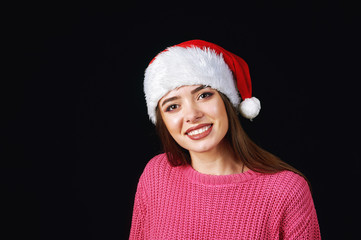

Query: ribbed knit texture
[[130, 153, 321, 239]]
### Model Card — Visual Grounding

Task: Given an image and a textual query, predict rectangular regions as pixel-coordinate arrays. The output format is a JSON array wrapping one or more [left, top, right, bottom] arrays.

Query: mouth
[[185, 123, 213, 140]]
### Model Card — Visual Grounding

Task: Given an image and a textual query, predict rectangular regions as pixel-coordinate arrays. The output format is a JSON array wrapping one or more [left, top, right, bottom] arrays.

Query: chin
[[185, 139, 220, 153]]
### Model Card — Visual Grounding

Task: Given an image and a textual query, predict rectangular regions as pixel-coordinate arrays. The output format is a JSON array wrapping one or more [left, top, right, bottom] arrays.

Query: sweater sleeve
[[129, 176, 147, 240], [280, 176, 321, 239]]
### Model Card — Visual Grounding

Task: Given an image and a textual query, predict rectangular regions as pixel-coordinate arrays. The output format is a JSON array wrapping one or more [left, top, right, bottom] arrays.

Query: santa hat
[[144, 39, 261, 124]]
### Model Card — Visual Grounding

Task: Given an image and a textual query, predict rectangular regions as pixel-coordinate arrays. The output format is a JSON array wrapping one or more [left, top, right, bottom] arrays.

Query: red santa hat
[[144, 39, 261, 124]]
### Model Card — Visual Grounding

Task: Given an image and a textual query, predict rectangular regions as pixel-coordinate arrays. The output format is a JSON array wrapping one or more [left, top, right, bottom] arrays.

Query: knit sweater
[[130, 153, 321, 239]]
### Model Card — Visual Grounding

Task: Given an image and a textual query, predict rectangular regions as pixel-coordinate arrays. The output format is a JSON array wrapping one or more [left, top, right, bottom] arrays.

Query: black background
[[3, 1, 359, 239]]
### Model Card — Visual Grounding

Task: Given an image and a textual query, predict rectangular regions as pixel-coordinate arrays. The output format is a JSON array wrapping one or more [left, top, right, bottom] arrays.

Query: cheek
[[208, 101, 228, 120], [208, 101, 229, 133], [163, 114, 183, 136]]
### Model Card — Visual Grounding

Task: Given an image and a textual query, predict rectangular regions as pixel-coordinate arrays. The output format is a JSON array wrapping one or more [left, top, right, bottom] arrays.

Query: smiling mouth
[[187, 125, 211, 136], [185, 124, 213, 140]]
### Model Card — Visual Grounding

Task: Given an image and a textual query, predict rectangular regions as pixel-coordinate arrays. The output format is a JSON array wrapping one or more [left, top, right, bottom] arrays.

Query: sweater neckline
[[182, 164, 260, 185]]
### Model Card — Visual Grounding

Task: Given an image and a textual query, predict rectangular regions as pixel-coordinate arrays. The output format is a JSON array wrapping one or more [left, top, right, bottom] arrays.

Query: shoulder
[[138, 153, 174, 185], [269, 170, 309, 191], [257, 170, 311, 202], [264, 170, 313, 207], [143, 153, 171, 174]]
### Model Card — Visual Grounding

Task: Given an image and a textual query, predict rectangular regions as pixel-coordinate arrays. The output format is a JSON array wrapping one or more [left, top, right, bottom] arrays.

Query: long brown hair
[[155, 91, 308, 184]]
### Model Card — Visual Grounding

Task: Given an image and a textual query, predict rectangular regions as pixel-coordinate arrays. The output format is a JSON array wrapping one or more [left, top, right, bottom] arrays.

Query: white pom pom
[[239, 97, 261, 120]]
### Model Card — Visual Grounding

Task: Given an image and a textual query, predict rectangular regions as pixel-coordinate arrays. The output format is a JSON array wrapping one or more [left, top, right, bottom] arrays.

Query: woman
[[130, 40, 321, 239]]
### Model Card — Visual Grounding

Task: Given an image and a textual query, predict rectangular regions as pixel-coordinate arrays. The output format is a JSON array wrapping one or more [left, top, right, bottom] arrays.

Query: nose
[[184, 102, 203, 123]]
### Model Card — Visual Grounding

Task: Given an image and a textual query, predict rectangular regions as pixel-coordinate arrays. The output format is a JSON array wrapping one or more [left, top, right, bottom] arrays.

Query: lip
[[185, 123, 213, 140]]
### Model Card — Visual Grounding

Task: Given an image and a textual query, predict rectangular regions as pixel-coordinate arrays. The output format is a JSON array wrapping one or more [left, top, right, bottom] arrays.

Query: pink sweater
[[130, 153, 321, 239]]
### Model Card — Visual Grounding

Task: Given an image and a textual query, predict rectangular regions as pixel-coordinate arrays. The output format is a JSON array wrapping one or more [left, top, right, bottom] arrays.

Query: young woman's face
[[158, 85, 229, 154]]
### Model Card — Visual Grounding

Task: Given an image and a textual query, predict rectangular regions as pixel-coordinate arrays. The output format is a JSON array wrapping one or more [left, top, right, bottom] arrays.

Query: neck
[[189, 139, 247, 175]]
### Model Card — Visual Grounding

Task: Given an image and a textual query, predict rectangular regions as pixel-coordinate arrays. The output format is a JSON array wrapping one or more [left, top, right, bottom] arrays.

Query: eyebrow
[[161, 85, 208, 107], [191, 85, 207, 94], [161, 96, 179, 107]]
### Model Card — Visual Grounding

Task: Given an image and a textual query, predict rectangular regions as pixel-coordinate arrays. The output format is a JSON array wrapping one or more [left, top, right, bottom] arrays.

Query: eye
[[165, 104, 179, 112], [198, 92, 213, 100]]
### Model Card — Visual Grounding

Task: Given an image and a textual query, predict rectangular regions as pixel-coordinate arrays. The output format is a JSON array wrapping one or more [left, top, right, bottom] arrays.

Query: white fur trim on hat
[[144, 46, 241, 124]]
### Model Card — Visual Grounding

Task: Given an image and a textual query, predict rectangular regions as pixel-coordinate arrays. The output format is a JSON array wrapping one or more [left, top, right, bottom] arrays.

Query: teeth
[[187, 125, 211, 136]]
